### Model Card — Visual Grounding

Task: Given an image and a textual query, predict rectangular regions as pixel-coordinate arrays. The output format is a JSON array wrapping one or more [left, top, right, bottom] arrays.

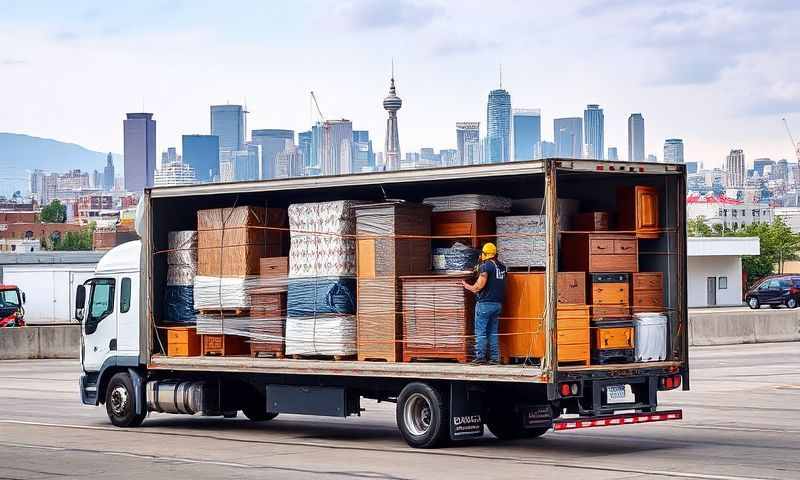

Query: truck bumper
[[554, 409, 683, 431]]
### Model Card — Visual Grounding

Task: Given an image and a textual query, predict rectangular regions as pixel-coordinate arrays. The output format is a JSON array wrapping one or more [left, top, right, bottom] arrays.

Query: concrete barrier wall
[[689, 309, 800, 346], [0, 325, 80, 360]]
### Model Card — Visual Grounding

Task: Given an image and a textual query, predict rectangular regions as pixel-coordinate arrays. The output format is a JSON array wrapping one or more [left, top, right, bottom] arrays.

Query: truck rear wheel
[[486, 407, 549, 440], [396, 382, 448, 448], [242, 404, 279, 422], [105, 372, 146, 428]]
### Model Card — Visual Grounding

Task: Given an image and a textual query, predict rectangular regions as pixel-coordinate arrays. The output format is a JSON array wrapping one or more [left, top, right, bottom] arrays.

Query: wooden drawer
[[166, 327, 201, 357], [558, 327, 588, 345], [557, 304, 591, 320], [594, 327, 634, 350], [632, 290, 664, 311], [591, 305, 630, 318], [558, 315, 589, 330], [614, 239, 637, 254], [558, 343, 590, 363], [590, 238, 614, 254], [591, 283, 629, 305], [634, 272, 663, 290], [589, 254, 638, 272], [557, 272, 586, 305]]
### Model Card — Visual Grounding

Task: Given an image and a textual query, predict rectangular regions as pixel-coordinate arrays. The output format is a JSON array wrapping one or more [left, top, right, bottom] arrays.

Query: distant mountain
[[0, 132, 122, 196]]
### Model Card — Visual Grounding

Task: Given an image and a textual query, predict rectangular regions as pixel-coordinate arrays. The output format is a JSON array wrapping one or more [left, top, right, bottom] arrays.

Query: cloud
[[337, 0, 442, 30], [1, 58, 27, 66], [430, 38, 501, 57], [52, 31, 80, 42], [744, 80, 800, 115]]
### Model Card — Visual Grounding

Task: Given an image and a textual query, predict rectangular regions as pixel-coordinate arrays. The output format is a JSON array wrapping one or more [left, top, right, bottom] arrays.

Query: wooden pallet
[[592, 348, 635, 365], [198, 308, 250, 317], [289, 354, 357, 361], [403, 353, 470, 364], [250, 342, 284, 358]]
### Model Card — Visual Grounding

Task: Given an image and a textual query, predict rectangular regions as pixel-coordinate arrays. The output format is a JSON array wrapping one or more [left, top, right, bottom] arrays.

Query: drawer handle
[[620, 245, 632, 250], [596, 245, 606, 250], [569, 280, 578, 288]]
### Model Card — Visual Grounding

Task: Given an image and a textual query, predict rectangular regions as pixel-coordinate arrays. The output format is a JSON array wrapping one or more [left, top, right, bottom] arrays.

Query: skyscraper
[[554, 117, 583, 158], [103, 153, 115, 191], [439, 149, 458, 167], [663, 138, 685, 164], [456, 122, 480, 166], [352, 130, 374, 172], [647, 154, 658, 163], [487, 88, 511, 163], [298, 130, 313, 169], [533, 141, 556, 160], [182, 135, 220, 182], [251, 129, 294, 180], [583, 104, 604, 160], [383, 74, 402, 170], [726, 149, 745, 188], [210, 105, 246, 152], [123, 112, 156, 192], [321, 119, 353, 176], [276, 145, 305, 178], [607, 147, 619, 161], [627, 113, 645, 162], [512, 108, 541, 161]]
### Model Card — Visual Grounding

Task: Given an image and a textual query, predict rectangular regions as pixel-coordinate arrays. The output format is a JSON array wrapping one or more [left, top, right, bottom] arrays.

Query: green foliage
[[687, 216, 712, 237], [40, 200, 67, 223], [51, 223, 95, 251], [733, 217, 800, 284]]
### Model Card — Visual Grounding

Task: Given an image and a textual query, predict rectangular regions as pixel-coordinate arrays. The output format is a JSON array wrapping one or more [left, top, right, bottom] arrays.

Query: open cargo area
[[144, 159, 688, 386]]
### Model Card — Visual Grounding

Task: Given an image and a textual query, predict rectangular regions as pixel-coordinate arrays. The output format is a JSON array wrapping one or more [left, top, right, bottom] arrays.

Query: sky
[[2, 0, 800, 168]]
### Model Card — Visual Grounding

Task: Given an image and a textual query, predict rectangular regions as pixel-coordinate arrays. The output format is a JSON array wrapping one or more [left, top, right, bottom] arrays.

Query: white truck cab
[[78, 240, 145, 425]]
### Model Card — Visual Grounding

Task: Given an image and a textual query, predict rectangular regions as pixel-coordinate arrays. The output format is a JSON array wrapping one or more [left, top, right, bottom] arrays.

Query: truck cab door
[[81, 278, 117, 373]]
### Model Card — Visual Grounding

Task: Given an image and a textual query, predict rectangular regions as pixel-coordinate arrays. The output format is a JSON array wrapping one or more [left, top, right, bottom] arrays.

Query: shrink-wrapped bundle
[[422, 194, 512, 213], [432, 242, 480, 272], [286, 276, 356, 316], [496, 215, 546, 268], [164, 230, 198, 325], [193, 275, 259, 310], [284, 315, 357, 356]]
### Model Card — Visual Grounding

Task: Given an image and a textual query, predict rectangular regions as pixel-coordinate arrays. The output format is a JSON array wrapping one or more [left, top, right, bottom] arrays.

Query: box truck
[[77, 159, 688, 448]]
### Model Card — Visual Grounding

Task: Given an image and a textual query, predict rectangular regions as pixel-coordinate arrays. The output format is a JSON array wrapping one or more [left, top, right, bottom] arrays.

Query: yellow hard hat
[[481, 242, 497, 257]]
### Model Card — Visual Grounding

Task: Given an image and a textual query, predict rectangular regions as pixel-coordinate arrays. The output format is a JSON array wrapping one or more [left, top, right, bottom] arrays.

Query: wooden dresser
[[249, 292, 287, 358], [557, 272, 586, 305], [560, 232, 639, 273], [356, 203, 432, 362], [166, 327, 201, 357], [632, 272, 665, 314], [617, 186, 660, 239], [500, 272, 590, 366], [401, 274, 474, 363], [590, 273, 631, 320], [431, 210, 498, 248]]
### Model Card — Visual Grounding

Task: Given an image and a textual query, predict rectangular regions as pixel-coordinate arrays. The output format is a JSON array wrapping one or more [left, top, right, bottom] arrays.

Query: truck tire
[[242, 404, 279, 422], [105, 372, 146, 428], [396, 382, 448, 448], [486, 408, 549, 440]]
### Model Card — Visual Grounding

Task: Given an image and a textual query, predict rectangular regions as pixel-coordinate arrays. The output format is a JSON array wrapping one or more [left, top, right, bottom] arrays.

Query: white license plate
[[606, 384, 631, 404]]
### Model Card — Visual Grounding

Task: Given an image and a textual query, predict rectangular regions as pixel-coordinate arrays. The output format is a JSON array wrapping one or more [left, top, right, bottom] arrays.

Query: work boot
[[470, 358, 487, 365]]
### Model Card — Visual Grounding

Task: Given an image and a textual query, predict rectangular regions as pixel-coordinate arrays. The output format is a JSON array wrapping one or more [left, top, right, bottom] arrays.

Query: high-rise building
[[533, 141, 556, 160], [627, 113, 645, 162], [92, 169, 102, 189], [276, 144, 305, 178], [161, 147, 178, 168], [383, 75, 402, 170], [726, 149, 745, 188], [512, 108, 541, 161], [439, 149, 458, 167], [103, 153, 115, 191], [182, 134, 220, 182], [154, 160, 196, 186], [29, 169, 46, 200], [685, 161, 699, 174], [321, 119, 353, 176], [776, 158, 789, 183], [352, 130, 374, 172], [210, 105, 246, 152], [554, 118, 583, 158], [753, 158, 775, 177], [664, 138, 684, 164], [607, 147, 619, 161], [123, 112, 156, 192], [311, 123, 323, 169], [298, 131, 313, 169], [487, 88, 511, 163], [419, 147, 440, 167], [251, 129, 294, 180], [456, 122, 480, 166], [583, 104, 604, 160], [402, 152, 420, 169], [220, 145, 260, 182], [647, 154, 658, 163]]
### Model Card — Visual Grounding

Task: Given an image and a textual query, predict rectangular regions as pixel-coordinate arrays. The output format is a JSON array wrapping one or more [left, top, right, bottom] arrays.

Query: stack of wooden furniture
[[560, 233, 639, 273], [632, 272, 664, 314], [355, 202, 432, 362], [500, 271, 590, 366], [401, 274, 474, 363], [249, 257, 289, 358], [617, 186, 660, 239], [166, 327, 201, 357]]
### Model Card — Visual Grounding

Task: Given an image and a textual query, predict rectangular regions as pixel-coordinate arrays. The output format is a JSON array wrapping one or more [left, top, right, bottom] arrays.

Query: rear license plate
[[606, 384, 631, 404]]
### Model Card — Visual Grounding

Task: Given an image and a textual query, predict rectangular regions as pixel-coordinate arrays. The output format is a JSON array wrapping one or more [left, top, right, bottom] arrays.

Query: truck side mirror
[[21, 292, 25, 304], [75, 285, 86, 321]]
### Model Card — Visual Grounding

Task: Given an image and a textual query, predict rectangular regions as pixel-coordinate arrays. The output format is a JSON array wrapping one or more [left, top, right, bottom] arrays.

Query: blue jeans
[[474, 301, 501, 362]]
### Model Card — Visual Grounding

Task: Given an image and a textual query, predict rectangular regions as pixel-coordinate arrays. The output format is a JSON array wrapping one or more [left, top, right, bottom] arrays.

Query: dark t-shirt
[[477, 259, 507, 303]]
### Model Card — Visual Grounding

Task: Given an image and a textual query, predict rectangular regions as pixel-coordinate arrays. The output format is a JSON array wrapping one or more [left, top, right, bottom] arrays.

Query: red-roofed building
[[687, 193, 773, 231]]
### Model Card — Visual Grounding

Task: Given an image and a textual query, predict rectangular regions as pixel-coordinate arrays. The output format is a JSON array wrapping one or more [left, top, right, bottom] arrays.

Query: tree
[[41, 200, 67, 223], [734, 217, 800, 284], [687, 216, 713, 237]]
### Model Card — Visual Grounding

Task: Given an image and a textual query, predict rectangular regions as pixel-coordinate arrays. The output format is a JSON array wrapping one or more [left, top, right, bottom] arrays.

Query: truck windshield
[[0, 289, 20, 308]]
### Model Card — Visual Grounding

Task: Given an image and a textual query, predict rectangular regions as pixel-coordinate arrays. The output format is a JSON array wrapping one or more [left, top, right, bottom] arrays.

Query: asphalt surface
[[1, 342, 798, 480]]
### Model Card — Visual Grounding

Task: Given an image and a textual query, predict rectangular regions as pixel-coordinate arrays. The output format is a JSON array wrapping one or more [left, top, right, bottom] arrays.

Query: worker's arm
[[463, 272, 488, 293]]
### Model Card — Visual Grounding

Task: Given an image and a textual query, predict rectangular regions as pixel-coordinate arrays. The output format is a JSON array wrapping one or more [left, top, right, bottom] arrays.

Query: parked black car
[[745, 275, 800, 309]]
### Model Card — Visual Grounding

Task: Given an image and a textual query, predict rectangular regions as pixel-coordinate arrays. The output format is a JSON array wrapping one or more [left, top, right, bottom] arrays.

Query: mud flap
[[449, 383, 484, 440]]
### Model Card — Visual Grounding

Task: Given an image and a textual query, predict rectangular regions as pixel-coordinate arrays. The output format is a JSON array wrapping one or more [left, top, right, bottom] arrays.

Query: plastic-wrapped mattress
[[422, 194, 512, 213], [496, 215, 546, 267], [284, 314, 357, 356]]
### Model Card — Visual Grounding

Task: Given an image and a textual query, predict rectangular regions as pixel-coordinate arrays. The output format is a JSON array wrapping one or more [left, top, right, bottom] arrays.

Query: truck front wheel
[[105, 372, 146, 428], [396, 382, 448, 448]]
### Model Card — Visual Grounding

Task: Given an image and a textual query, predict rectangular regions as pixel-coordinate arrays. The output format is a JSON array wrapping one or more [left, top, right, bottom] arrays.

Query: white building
[[686, 193, 773, 231], [154, 160, 196, 186], [774, 207, 800, 233], [687, 237, 760, 307]]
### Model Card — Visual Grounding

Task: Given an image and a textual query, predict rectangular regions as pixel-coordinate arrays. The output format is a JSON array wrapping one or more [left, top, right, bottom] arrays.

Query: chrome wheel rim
[[404, 393, 432, 436], [109, 385, 129, 417], [789, 299, 797, 308], [749, 298, 758, 308]]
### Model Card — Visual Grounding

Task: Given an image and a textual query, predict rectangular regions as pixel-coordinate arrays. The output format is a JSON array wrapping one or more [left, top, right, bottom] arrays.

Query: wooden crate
[[401, 274, 474, 363], [557, 272, 586, 305], [201, 334, 250, 356], [166, 327, 201, 357], [617, 186, 660, 239], [249, 292, 286, 358], [355, 202, 431, 362], [560, 232, 639, 273], [431, 210, 498, 248]]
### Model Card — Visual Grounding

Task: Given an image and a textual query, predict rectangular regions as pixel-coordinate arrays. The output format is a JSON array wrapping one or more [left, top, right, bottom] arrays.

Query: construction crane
[[310, 91, 327, 124], [782, 117, 800, 163]]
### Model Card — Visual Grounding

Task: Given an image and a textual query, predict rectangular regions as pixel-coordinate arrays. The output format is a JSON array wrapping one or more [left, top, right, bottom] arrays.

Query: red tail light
[[659, 374, 682, 391]]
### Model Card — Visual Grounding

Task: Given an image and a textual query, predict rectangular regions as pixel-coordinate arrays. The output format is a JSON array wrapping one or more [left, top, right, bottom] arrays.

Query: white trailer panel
[[2, 265, 95, 324]]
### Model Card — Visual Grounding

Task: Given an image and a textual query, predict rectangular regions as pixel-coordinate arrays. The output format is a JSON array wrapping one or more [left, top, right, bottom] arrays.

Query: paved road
[[1, 342, 798, 480]]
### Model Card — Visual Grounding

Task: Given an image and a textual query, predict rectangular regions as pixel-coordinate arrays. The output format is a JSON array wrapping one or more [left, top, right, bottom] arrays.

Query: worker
[[462, 242, 507, 365]]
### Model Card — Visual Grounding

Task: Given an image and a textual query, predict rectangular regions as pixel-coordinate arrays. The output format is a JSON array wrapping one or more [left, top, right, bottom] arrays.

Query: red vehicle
[[0, 285, 25, 327]]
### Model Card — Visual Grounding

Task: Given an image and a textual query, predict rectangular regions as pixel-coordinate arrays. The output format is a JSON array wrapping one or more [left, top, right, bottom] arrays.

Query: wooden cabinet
[[617, 186, 660, 239], [249, 292, 287, 358], [201, 334, 249, 356], [632, 272, 664, 314], [590, 273, 631, 319], [401, 274, 474, 363], [561, 233, 639, 273], [591, 319, 635, 364], [500, 272, 590, 366], [166, 327, 201, 357], [356, 203, 432, 362], [431, 210, 498, 248], [557, 272, 586, 305]]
